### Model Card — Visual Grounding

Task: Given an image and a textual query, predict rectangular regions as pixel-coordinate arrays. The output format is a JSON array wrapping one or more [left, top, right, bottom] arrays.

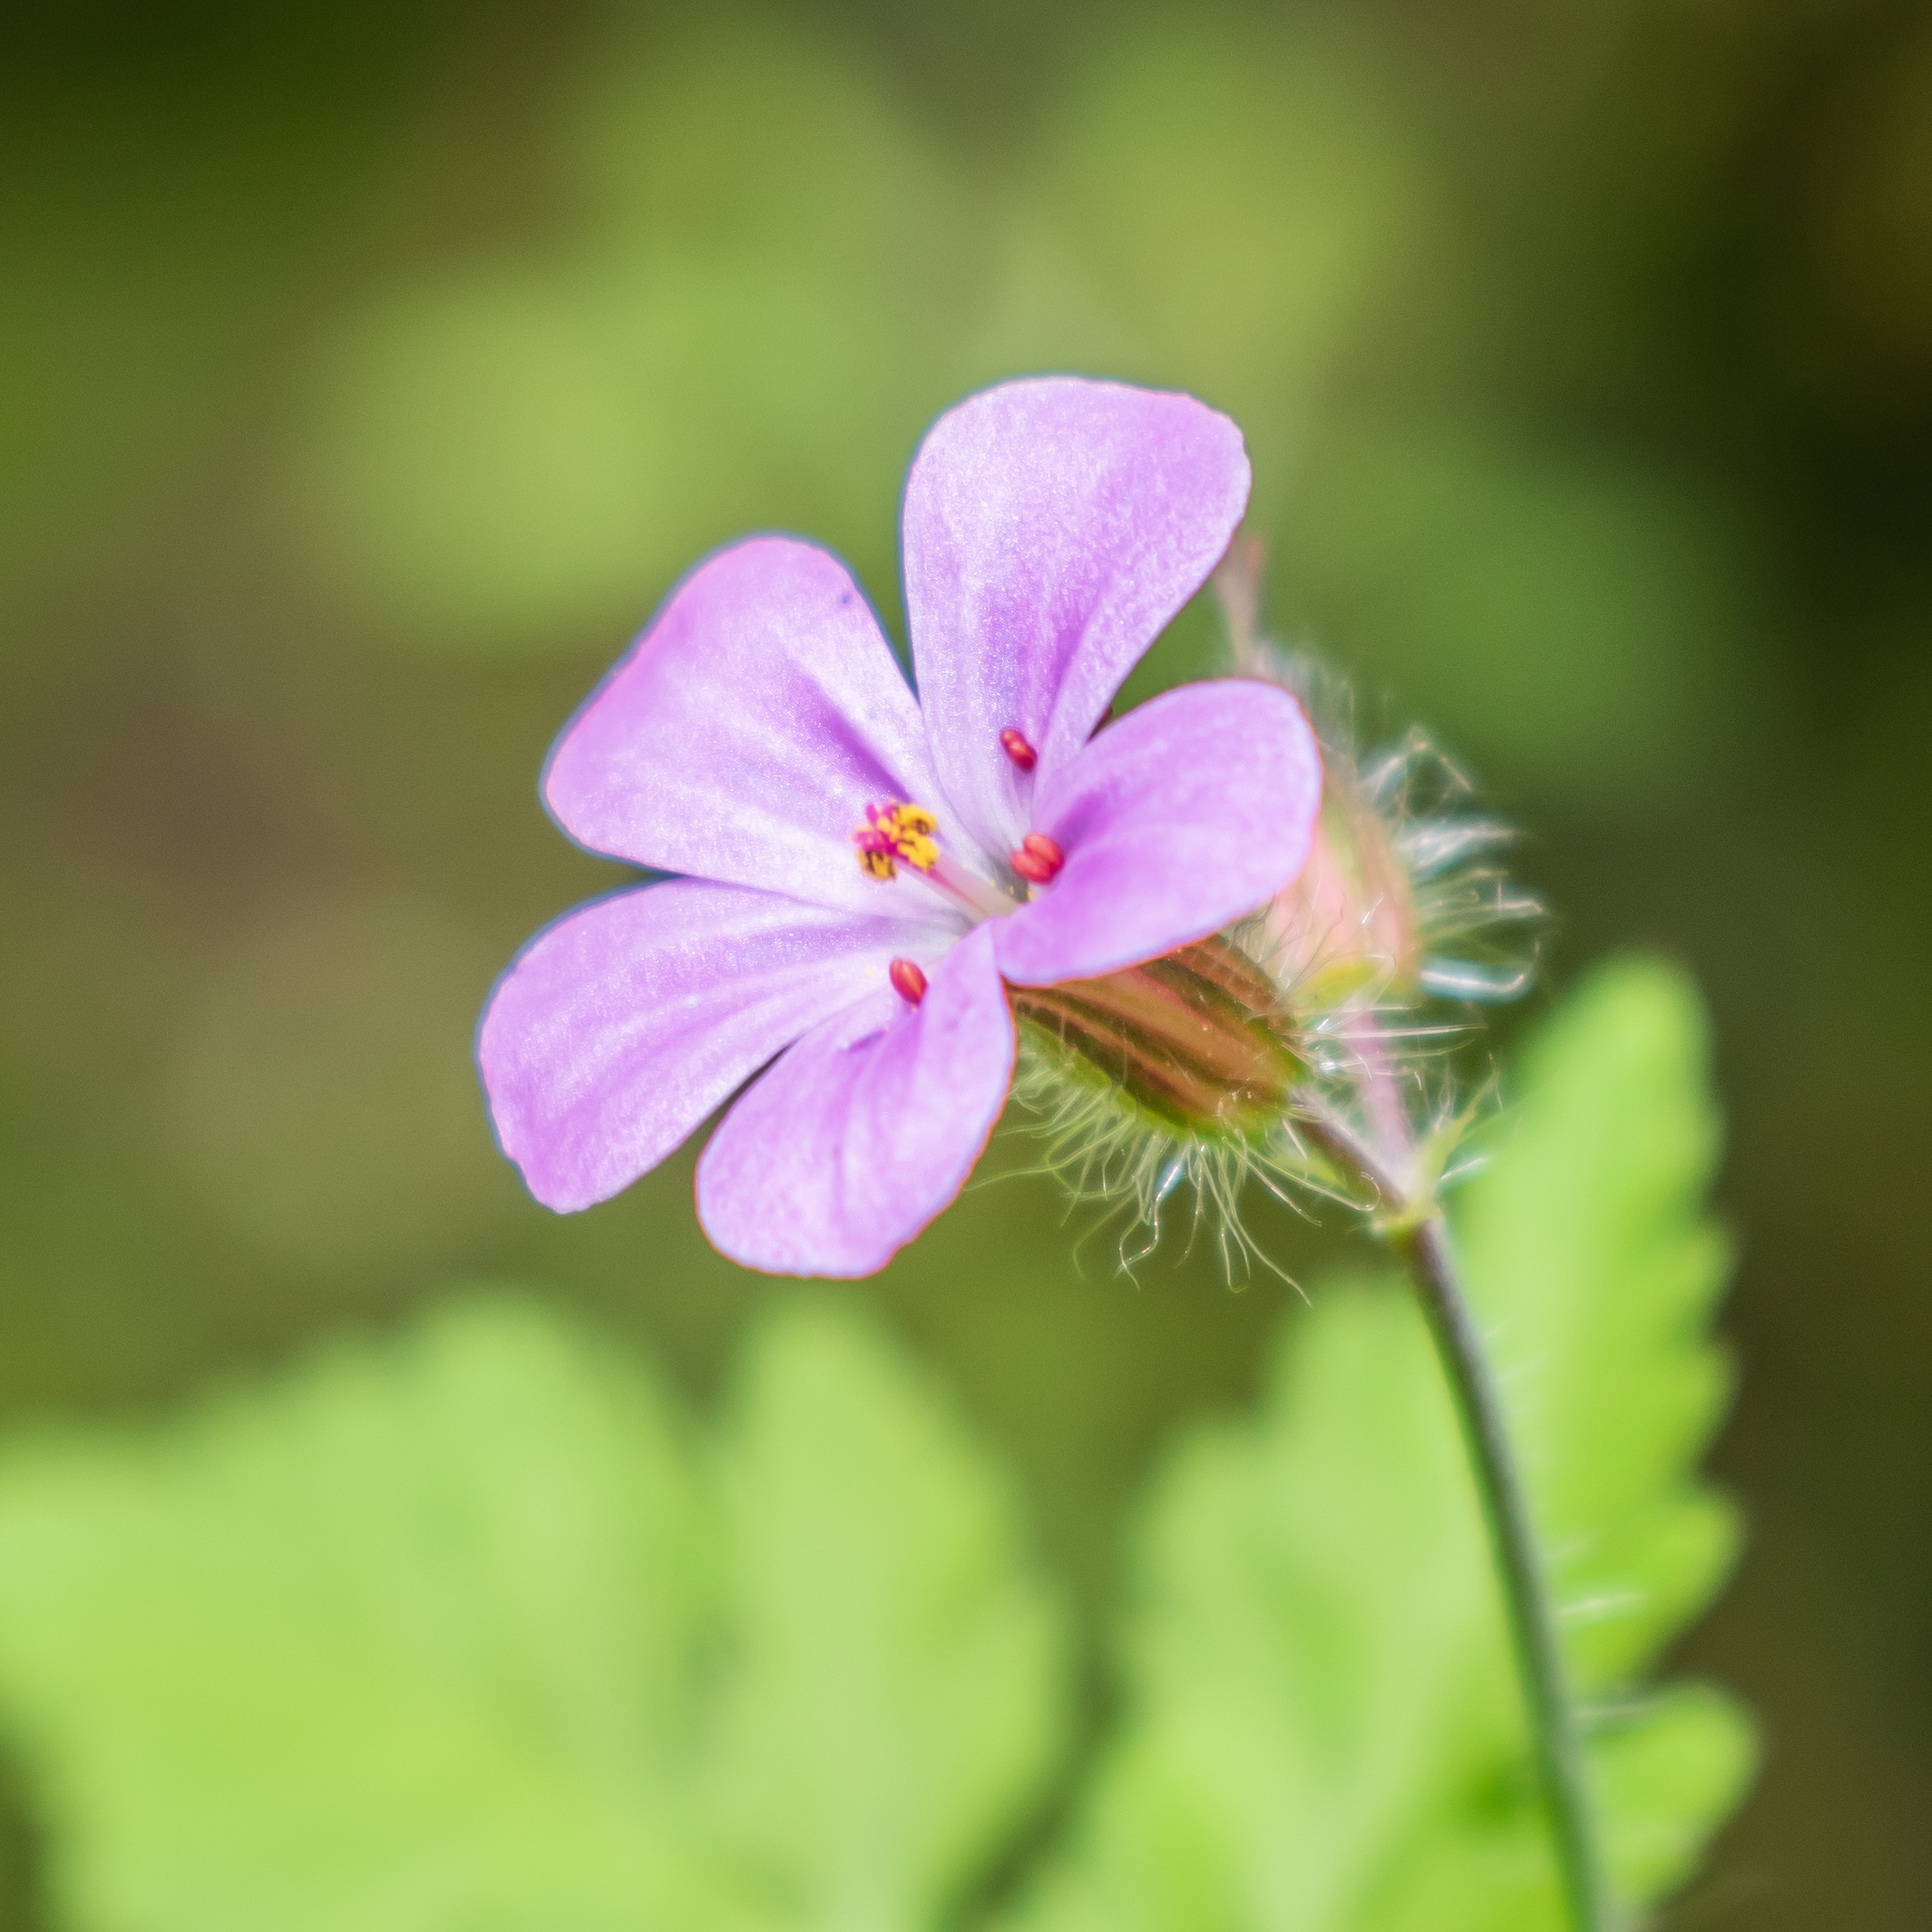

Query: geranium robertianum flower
[[477, 376, 1321, 1276]]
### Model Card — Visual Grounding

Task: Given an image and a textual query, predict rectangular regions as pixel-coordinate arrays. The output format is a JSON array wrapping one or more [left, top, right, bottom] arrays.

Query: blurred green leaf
[[1004, 955, 1753, 1931], [1274, 422, 1760, 804], [291, 257, 919, 652], [289, 24, 977, 657], [563, 23, 976, 307], [700, 1305, 1070, 1931], [0, 99, 304, 649], [0, 1297, 1069, 1932], [282, 20, 1439, 665], [1045, 24, 1427, 423]]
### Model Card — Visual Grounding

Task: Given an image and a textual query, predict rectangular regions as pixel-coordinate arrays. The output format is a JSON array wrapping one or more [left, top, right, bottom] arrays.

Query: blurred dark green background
[[3, 0, 1927, 1922]]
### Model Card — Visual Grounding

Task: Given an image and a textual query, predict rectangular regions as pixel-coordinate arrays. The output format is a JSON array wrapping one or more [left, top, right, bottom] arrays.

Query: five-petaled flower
[[477, 376, 1322, 1275]]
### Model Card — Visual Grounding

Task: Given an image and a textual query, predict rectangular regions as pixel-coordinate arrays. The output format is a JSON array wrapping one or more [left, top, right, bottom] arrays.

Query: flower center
[[853, 802, 940, 880], [852, 799, 1028, 922]]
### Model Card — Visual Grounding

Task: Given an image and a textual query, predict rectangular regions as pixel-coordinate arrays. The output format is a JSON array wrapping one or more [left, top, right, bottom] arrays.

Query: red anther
[[1010, 834, 1064, 884], [888, 958, 929, 1006], [999, 727, 1038, 772]]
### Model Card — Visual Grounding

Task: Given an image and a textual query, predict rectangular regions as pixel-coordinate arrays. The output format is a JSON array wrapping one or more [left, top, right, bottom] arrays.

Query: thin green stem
[[1303, 1106, 1616, 1932], [1400, 1215, 1615, 1931]]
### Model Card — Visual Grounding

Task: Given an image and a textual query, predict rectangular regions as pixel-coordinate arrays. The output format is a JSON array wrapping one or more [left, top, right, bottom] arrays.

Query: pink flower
[[477, 377, 1321, 1276]]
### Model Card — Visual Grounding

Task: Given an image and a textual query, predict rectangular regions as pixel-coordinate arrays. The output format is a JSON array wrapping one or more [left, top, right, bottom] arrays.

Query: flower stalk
[[1301, 1100, 1618, 1932]]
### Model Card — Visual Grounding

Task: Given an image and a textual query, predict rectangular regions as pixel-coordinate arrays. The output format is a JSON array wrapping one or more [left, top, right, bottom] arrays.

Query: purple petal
[[478, 879, 942, 1212], [696, 923, 1013, 1277], [903, 377, 1251, 859], [994, 679, 1322, 987], [545, 537, 982, 919]]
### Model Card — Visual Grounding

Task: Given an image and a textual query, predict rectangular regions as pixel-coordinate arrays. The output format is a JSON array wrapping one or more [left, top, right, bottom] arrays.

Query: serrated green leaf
[[1007, 954, 1755, 1932], [1461, 956, 1742, 1692], [0, 1295, 1069, 1932], [700, 1303, 1070, 1932], [0, 1297, 728, 1932]]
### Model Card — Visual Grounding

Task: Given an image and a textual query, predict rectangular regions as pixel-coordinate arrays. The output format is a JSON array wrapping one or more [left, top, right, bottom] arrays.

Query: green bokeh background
[[2, 0, 1927, 1922]]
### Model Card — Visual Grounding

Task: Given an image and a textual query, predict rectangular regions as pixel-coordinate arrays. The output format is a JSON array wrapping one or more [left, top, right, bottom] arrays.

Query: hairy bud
[[1011, 936, 1303, 1142], [1006, 535, 1547, 1279]]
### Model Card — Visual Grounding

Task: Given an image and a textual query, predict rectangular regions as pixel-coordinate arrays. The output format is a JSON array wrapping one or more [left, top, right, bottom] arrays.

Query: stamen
[[889, 958, 928, 1006], [853, 801, 941, 880], [999, 727, 1038, 772], [853, 798, 1023, 920], [1011, 832, 1065, 884]]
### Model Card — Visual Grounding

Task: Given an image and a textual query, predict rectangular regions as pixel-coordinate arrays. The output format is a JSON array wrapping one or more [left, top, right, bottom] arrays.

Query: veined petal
[[544, 537, 978, 918], [696, 923, 1013, 1278], [478, 879, 938, 1212], [994, 679, 1321, 986], [903, 377, 1251, 857]]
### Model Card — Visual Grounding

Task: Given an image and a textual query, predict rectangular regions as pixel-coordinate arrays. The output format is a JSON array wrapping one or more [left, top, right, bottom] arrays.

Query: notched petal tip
[[903, 376, 1253, 863]]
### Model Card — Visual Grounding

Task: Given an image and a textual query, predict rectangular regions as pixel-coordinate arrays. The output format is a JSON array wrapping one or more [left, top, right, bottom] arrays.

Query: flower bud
[[1265, 777, 1420, 1005], [1010, 935, 1304, 1143]]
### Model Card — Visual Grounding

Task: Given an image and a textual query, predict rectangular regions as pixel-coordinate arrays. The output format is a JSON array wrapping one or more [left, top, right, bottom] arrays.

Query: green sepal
[[1012, 935, 1304, 1144]]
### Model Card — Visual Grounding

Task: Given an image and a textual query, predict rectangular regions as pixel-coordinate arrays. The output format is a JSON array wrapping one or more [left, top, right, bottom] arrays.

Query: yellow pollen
[[854, 801, 942, 880]]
